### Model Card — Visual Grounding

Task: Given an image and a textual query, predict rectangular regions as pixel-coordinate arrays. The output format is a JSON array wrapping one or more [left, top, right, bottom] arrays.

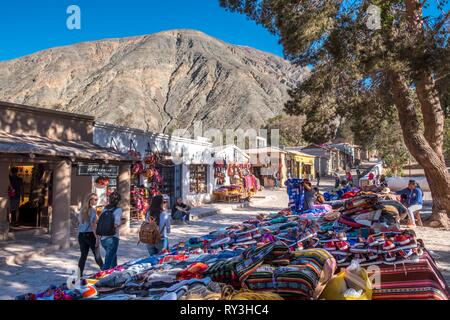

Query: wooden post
[[51, 160, 72, 249], [118, 164, 131, 235], [0, 162, 10, 240]]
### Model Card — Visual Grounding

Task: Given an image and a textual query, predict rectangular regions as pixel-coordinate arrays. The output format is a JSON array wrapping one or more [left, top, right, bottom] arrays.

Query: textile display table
[[213, 185, 246, 203], [16, 182, 449, 301]]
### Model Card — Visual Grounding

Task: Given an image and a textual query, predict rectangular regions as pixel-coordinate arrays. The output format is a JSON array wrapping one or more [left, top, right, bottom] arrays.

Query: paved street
[[0, 189, 288, 299]]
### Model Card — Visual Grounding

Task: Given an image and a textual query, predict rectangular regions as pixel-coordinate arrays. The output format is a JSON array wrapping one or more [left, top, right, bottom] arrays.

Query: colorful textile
[[176, 263, 209, 280], [285, 179, 305, 212], [369, 250, 449, 300], [239, 248, 335, 299]]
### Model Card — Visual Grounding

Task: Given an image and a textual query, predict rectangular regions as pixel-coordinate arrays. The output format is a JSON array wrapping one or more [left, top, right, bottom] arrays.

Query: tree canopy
[[220, 0, 450, 226]]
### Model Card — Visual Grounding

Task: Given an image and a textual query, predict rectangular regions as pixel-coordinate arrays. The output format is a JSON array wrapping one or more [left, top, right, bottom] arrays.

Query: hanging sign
[[77, 164, 119, 177]]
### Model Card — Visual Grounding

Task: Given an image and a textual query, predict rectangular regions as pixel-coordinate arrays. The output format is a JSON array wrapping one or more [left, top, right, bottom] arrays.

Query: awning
[[294, 155, 315, 165], [0, 130, 132, 162]]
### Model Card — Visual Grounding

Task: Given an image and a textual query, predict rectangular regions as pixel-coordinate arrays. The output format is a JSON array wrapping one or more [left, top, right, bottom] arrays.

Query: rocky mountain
[[0, 29, 305, 133]]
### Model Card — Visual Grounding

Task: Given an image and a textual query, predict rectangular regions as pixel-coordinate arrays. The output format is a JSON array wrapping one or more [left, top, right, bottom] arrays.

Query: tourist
[[172, 197, 191, 224], [148, 194, 163, 226], [97, 192, 126, 271], [368, 171, 375, 185], [8, 167, 23, 227], [145, 195, 171, 255], [313, 187, 325, 204], [302, 179, 315, 211], [333, 169, 340, 189], [396, 180, 423, 227], [273, 171, 280, 189], [315, 170, 320, 187], [379, 174, 388, 188], [160, 196, 171, 251], [356, 167, 361, 180], [77, 193, 103, 276], [346, 171, 353, 186], [145, 195, 164, 256]]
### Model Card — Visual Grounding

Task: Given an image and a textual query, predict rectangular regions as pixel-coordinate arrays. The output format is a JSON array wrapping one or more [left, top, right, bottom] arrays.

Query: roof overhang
[[0, 130, 132, 162]]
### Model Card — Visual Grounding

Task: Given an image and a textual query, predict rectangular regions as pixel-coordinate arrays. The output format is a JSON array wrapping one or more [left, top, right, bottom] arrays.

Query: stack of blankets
[[16, 194, 449, 301]]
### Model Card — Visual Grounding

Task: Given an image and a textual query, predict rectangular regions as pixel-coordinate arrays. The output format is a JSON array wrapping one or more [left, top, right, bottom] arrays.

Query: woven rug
[[368, 249, 449, 300]]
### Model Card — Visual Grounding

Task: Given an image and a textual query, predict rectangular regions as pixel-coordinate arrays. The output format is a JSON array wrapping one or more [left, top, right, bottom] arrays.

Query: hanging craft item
[[95, 176, 110, 188], [144, 153, 157, 165], [153, 169, 163, 184], [227, 164, 234, 177], [146, 168, 155, 180], [132, 161, 144, 176]]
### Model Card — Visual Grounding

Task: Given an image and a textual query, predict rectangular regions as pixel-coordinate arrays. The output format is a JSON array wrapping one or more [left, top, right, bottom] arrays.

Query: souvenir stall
[[212, 145, 254, 203], [127, 141, 183, 219], [10, 164, 52, 229], [16, 154, 449, 303], [213, 162, 258, 203], [129, 153, 148, 220], [94, 123, 214, 207], [213, 160, 226, 187], [246, 147, 288, 188], [17, 182, 450, 300]]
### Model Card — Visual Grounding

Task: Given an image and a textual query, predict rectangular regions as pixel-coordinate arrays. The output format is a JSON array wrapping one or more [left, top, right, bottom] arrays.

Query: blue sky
[[0, 0, 284, 61], [0, 1, 448, 62]]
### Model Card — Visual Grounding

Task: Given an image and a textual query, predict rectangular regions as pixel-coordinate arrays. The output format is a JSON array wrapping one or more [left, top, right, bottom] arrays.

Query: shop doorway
[[8, 163, 52, 232], [155, 163, 182, 208]]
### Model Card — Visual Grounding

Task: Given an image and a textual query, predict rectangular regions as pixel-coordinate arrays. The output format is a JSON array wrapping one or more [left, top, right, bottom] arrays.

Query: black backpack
[[96, 208, 116, 236]]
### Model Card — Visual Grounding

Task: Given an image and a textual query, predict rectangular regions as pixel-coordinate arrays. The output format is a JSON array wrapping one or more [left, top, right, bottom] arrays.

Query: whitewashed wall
[[94, 123, 215, 204], [214, 145, 250, 163]]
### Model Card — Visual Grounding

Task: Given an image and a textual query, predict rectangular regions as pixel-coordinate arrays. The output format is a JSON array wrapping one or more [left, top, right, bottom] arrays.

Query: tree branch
[[434, 10, 450, 31]]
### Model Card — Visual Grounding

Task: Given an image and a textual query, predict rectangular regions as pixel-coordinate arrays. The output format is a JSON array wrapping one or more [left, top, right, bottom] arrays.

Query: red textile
[[159, 254, 189, 264], [176, 263, 209, 280], [342, 192, 358, 199], [368, 250, 449, 300]]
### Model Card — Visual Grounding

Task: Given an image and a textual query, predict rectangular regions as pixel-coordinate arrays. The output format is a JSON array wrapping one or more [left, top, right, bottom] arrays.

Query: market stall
[[16, 179, 449, 300], [213, 161, 258, 203]]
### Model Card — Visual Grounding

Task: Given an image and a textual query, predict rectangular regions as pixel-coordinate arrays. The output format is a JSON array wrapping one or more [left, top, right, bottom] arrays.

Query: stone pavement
[[0, 190, 287, 300]]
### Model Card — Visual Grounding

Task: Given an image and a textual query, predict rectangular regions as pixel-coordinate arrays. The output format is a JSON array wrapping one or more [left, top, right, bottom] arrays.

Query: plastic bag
[[319, 260, 372, 300]]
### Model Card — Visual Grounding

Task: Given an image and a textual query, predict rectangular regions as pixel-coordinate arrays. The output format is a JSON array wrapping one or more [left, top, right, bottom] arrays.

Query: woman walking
[[145, 195, 164, 255], [78, 193, 103, 276]]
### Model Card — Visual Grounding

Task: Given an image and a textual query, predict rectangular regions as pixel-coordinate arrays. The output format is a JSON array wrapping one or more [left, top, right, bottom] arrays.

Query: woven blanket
[[368, 250, 449, 300], [238, 248, 335, 300]]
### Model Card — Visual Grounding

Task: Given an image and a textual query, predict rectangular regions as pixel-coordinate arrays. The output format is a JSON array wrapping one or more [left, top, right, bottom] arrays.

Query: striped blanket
[[235, 243, 336, 299], [368, 250, 449, 300]]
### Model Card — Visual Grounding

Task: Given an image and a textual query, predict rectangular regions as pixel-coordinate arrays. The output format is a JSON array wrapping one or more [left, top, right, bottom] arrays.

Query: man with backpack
[[96, 192, 126, 271]]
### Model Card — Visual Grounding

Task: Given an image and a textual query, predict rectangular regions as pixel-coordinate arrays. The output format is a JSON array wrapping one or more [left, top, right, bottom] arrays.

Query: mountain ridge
[[0, 29, 305, 133]]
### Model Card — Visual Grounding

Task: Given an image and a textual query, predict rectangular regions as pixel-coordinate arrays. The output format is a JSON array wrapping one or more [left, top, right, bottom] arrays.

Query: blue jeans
[[161, 237, 169, 250], [146, 243, 162, 256], [146, 237, 169, 256], [101, 237, 119, 271]]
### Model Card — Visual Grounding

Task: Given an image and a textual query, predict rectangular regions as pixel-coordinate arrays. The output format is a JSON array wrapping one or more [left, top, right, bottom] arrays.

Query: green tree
[[445, 118, 450, 160], [220, 0, 450, 227], [374, 120, 411, 176], [264, 114, 306, 147]]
